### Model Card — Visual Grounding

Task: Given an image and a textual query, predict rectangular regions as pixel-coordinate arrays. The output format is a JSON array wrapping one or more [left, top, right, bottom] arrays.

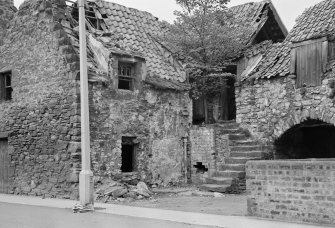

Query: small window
[[0, 71, 12, 101], [121, 137, 137, 173], [118, 63, 135, 90]]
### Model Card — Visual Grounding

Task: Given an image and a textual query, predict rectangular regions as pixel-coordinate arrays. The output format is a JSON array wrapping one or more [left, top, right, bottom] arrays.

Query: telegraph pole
[[78, 0, 94, 209]]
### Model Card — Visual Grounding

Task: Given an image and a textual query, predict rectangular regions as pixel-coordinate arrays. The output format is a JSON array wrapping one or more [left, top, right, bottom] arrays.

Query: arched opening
[[274, 119, 335, 159]]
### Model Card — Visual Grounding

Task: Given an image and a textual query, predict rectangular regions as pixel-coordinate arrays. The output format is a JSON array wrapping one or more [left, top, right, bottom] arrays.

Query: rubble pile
[[95, 180, 153, 203]]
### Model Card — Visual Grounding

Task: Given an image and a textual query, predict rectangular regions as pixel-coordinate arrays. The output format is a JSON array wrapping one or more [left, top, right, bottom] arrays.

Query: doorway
[[0, 138, 9, 193], [121, 137, 137, 173]]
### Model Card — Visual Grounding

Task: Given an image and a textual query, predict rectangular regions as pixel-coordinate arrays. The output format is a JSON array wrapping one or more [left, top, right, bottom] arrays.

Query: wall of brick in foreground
[[246, 160, 335, 225]]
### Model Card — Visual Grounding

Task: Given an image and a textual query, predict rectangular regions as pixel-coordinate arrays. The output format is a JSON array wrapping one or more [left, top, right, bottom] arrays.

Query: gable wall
[[0, 0, 81, 199]]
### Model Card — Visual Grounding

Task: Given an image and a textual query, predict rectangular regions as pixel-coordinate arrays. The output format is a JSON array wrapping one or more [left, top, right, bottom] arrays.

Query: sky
[[13, 0, 324, 31]]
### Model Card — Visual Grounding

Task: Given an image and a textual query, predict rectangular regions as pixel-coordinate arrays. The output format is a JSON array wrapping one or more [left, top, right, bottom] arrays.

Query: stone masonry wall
[[236, 66, 335, 145], [89, 83, 192, 186], [246, 159, 335, 225], [0, 0, 16, 45], [0, 0, 81, 199]]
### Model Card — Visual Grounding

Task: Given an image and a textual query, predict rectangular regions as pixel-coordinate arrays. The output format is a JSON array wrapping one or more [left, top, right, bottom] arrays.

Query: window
[[118, 63, 135, 90], [121, 137, 137, 173], [290, 37, 331, 88], [0, 71, 12, 101]]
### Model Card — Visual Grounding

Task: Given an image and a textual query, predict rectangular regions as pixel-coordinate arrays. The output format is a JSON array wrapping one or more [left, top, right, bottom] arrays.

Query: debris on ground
[[95, 180, 154, 203]]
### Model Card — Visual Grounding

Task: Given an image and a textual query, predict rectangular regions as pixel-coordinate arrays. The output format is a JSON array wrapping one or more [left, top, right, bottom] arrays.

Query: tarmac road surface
[[0, 202, 217, 228]]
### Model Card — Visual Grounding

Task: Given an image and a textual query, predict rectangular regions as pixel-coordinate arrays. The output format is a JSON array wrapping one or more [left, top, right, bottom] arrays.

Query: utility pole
[[78, 0, 94, 210]]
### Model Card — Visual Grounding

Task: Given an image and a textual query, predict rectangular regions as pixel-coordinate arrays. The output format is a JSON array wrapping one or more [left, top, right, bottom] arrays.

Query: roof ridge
[[92, 0, 159, 21]]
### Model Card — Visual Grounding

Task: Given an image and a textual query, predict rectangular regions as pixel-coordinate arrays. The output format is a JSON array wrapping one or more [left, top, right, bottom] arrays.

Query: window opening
[[121, 137, 137, 172], [0, 71, 12, 101], [118, 63, 135, 90]]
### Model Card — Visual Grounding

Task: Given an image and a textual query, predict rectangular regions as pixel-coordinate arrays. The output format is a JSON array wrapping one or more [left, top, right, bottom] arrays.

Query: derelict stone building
[[240, 0, 335, 225], [0, 0, 191, 198]]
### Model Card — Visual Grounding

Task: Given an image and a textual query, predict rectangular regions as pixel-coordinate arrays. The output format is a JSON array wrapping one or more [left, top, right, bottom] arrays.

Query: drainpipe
[[183, 137, 188, 183], [78, 0, 94, 210]]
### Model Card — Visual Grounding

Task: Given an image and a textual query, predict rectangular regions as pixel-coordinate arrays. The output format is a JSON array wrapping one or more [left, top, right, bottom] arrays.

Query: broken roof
[[245, 0, 335, 81], [63, 0, 187, 87], [228, 0, 287, 45]]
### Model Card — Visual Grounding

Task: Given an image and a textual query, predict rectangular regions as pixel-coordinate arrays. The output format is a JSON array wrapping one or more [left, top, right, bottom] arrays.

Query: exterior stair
[[200, 121, 266, 193]]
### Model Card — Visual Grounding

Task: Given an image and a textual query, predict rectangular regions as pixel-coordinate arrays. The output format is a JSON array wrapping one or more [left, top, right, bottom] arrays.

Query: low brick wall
[[246, 159, 335, 225]]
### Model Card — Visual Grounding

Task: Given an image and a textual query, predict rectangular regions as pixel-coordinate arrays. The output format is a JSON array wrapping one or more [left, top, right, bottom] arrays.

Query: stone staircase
[[200, 122, 266, 193]]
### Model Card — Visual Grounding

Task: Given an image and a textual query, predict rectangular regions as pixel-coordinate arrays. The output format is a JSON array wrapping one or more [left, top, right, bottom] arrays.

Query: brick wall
[[246, 159, 335, 225], [190, 126, 215, 183]]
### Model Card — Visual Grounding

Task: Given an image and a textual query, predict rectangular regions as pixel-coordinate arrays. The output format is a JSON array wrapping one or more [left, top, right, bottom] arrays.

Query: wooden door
[[0, 139, 9, 193]]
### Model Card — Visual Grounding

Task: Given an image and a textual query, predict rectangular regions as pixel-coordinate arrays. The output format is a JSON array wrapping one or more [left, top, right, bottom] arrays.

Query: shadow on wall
[[274, 118, 335, 159]]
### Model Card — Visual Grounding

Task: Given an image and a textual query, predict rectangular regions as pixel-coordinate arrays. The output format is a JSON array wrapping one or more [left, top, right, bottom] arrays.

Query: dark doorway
[[274, 119, 335, 159], [0, 138, 9, 193], [121, 137, 137, 173], [219, 77, 236, 121]]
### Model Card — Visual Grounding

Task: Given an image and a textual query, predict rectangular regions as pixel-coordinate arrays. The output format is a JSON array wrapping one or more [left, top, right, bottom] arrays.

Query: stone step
[[220, 164, 245, 171], [214, 170, 246, 178], [215, 123, 240, 129], [199, 184, 230, 193], [216, 128, 243, 134], [205, 177, 233, 185], [230, 145, 262, 152], [228, 134, 248, 141], [226, 157, 251, 164], [229, 140, 259, 146], [230, 151, 264, 158]]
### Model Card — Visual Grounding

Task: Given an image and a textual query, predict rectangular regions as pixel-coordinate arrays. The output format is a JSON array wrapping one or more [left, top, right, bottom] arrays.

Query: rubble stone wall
[[0, 0, 15, 45], [236, 70, 335, 145], [89, 83, 192, 186], [0, 0, 80, 199], [246, 159, 335, 225]]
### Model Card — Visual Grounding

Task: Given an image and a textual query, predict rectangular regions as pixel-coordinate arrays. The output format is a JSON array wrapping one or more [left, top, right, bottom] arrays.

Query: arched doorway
[[274, 118, 335, 159]]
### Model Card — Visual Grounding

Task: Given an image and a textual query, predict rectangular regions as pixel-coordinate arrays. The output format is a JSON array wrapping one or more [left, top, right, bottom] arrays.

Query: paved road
[[0, 202, 217, 228]]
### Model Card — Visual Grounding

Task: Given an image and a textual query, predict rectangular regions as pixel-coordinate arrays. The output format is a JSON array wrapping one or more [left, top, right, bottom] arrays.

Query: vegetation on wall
[[163, 0, 251, 99]]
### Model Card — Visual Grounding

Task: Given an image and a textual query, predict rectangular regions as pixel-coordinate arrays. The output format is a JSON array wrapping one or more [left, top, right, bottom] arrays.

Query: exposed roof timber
[[267, 0, 288, 36], [249, 1, 288, 44]]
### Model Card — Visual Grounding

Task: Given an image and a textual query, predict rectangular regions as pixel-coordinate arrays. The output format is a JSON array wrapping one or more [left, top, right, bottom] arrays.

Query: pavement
[[0, 194, 331, 228]]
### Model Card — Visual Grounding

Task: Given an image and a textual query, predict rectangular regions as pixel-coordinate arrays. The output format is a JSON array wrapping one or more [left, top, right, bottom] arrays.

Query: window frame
[[0, 71, 12, 101], [117, 62, 136, 91]]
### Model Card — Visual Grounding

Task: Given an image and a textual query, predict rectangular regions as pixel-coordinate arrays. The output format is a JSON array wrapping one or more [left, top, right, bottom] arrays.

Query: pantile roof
[[69, 0, 187, 85], [228, 0, 287, 44], [246, 0, 335, 81]]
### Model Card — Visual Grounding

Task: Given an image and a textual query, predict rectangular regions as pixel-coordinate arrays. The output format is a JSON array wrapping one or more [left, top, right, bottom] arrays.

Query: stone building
[[242, 0, 335, 225], [236, 0, 335, 158], [190, 1, 288, 192], [192, 0, 287, 124], [0, 0, 191, 198]]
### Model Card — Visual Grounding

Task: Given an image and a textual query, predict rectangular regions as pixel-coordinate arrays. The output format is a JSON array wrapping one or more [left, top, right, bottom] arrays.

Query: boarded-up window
[[295, 42, 323, 87]]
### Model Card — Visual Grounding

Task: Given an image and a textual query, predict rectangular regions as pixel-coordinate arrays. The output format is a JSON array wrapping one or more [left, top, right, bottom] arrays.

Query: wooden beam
[[290, 48, 297, 74], [322, 40, 328, 73], [290, 37, 327, 48]]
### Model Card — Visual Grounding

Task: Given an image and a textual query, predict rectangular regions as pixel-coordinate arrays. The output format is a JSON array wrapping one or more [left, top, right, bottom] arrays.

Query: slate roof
[[74, 0, 187, 84], [247, 0, 335, 81]]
